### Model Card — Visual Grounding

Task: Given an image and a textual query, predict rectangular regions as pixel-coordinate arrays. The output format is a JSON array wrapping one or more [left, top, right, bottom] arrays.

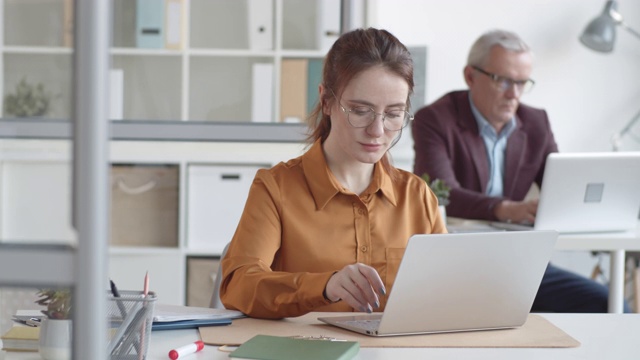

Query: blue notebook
[[152, 318, 232, 331]]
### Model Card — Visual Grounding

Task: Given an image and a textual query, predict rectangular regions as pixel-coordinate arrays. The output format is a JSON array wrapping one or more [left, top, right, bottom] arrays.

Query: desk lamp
[[579, 0, 640, 151]]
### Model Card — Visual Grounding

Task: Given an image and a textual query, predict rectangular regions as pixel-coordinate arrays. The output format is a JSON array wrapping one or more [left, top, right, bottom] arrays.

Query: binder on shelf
[[62, 0, 74, 47], [136, 0, 165, 49], [164, 0, 184, 50], [306, 59, 323, 115], [247, 0, 273, 50], [280, 59, 308, 123], [316, 0, 340, 52], [251, 63, 274, 123], [110, 69, 124, 121]]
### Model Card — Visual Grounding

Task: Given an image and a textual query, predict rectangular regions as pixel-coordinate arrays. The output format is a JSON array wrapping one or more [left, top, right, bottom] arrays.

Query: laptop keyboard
[[338, 319, 380, 332]]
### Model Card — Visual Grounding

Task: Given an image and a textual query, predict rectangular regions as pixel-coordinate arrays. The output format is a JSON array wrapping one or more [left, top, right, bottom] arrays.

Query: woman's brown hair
[[306, 28, 414, 178]]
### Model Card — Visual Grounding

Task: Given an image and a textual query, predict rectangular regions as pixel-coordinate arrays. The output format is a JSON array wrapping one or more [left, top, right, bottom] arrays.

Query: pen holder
[[107, 290, 157, 360]]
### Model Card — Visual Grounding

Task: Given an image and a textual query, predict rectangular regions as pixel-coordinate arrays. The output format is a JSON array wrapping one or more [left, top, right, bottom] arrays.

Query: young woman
[[220, 28, 446, 319]]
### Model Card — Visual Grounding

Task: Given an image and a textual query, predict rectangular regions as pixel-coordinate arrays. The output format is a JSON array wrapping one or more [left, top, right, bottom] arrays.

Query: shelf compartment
[[2, 53, 72, 119], [112, 55, 182, 121], [189, 56, 273, 122]]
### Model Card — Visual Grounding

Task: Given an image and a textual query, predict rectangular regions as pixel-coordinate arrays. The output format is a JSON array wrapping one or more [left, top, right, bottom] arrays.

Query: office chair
[[209, 242, 230, 309]]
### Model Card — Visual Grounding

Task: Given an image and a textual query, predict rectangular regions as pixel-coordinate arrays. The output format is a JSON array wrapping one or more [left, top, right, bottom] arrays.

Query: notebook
[[318, 231, 558, 336], [229, 334, 359, 360], [491, 152, 640, 234]]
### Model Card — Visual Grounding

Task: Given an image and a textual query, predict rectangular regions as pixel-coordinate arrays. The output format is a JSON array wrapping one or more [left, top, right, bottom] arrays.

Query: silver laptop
[[491, 152, 640, 234], [318, 231, 558, 336]]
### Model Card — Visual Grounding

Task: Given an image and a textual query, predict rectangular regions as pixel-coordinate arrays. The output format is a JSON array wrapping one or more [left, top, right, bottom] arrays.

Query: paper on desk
[[12, 310, 45, 322], [153, 304, 245, 322]]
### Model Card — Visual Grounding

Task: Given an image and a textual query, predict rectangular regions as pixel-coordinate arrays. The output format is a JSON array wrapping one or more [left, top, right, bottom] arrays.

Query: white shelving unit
[[1, 0, 346, 122], [0, 121, 306, 306], [0, 0, 370, 314]]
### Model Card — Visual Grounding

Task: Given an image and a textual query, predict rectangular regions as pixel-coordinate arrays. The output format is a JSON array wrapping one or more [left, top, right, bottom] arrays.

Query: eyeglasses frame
[[329, 89, 414, 132], [471, 66, 535, 93]]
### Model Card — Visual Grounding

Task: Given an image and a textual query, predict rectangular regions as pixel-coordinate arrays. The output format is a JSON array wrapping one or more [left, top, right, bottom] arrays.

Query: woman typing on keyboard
[[219, 28, 447, 319]]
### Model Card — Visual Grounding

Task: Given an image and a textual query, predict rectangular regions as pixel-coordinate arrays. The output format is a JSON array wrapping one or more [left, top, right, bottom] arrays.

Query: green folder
[[230, 334, 359, 360]]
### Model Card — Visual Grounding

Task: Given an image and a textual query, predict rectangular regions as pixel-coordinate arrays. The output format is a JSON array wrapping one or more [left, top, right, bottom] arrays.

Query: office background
[[1, 0, 639, 333], [376, 0, 640, 168]]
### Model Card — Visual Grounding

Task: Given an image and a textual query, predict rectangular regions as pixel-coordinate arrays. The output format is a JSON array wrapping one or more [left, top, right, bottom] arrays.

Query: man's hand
[[494, 199, 538, 224], [324, 263, 386, 313]]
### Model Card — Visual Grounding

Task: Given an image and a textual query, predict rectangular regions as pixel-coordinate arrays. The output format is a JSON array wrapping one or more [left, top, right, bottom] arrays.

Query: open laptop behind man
[[319, 231, 558, 336], [491, 152, 640, 234]]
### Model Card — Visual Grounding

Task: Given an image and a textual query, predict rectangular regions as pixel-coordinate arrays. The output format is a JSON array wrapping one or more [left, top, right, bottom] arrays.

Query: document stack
[[1, 326, 40, 352]]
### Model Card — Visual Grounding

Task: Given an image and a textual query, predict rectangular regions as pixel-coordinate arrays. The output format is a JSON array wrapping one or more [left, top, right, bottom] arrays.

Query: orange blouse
[[220, 140, 447, 318]]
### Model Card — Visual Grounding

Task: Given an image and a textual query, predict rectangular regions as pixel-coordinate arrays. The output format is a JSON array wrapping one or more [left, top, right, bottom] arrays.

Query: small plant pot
[[39, 318, 72, 360], [438, 205, 447, 224]]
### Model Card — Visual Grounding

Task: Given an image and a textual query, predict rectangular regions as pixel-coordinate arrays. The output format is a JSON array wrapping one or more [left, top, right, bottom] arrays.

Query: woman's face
[[324, 66, 410, 165]]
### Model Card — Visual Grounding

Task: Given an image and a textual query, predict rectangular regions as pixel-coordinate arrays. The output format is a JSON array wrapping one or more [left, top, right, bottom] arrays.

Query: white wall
[[374, 0, 640, 283], [372, 0, 640, 160]]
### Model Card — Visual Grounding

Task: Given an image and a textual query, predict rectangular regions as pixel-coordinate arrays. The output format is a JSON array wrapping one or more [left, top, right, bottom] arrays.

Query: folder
[[164, 0, 184, 50], [306, 58, 323, 115], [280, 59, 308, 123], [152, 303, 244, 323], [62, 0, 73, 47], [136, 0, 165, 48], [316, 0, 340, 52], [251, 63, 274, 123], [247, 0, 273, 50], [110, 69, 124, 120], [152, 318, 231, 331]]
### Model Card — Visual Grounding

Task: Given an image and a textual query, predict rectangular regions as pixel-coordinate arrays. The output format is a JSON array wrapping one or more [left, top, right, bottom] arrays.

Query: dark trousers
[[531, 263, 631, 313]]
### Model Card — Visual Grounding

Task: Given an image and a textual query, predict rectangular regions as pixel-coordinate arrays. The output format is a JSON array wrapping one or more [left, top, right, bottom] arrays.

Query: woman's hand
[[324, 263, 386, 313]]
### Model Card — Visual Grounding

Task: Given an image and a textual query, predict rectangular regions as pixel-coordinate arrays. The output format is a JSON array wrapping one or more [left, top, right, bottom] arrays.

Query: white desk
[[448, 219, 640, 313], [3, 314, 638, 359], [557, 225, 640, 313]]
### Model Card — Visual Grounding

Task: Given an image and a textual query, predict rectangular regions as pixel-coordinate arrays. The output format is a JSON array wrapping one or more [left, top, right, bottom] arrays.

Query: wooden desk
[[448, 219, 640, 313], [4, 314, 636, 359]]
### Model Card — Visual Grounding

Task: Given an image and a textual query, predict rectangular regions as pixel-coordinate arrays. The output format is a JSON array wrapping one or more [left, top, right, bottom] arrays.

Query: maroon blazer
[[412, 90, 558, 221]]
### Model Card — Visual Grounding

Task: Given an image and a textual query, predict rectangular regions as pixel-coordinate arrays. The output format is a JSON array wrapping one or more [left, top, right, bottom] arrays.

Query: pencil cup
[[107, 290, 157, 360]]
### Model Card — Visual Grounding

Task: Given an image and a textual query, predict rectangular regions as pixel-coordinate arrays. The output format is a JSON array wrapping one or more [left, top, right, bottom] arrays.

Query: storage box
[[187, 164, 266, 252], [111, 164, 179, 247], [186, 257, 220, 307]]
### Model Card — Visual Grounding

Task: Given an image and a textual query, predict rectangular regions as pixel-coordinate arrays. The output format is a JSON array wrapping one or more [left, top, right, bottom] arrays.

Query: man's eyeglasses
[[472, 66, 535, 94], [330, 90, 413, 131]]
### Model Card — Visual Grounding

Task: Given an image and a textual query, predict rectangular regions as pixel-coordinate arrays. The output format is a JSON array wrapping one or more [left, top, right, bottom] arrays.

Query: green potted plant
[[421, 173, 450, 207], [3, 77, 53, 117], [35, 289, 72, 360], [421, 173, 451, 222], [35, 289, 72, 320]]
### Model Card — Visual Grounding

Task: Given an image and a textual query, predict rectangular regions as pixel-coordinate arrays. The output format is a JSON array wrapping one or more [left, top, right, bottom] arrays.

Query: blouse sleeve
[[219, 169, 336, 319]]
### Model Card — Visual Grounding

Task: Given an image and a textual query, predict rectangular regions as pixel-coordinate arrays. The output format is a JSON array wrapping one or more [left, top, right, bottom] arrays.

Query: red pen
[[168, 340, 204, 359]]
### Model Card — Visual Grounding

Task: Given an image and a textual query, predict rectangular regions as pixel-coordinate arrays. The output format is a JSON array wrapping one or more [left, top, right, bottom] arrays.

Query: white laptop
[[491, 152, 640, 234], [318, 231, 558, 336]]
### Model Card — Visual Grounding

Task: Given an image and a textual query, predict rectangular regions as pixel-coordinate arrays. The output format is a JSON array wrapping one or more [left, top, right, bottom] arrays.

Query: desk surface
[[2, 314, 639, 360], [448, 218, 640, 251]]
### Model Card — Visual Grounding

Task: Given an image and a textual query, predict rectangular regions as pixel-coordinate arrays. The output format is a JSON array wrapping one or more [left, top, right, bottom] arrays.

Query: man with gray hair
[[412, 29, 620, 312]]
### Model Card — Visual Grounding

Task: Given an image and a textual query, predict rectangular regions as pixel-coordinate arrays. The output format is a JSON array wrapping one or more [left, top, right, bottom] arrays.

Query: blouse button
[[358, 208, 365, 215], [360, 246, 368, 252]]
